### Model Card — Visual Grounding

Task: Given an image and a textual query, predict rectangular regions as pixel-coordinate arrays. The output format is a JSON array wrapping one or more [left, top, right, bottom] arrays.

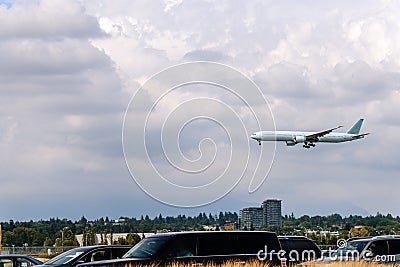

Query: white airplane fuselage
[[251, 131, 357, 144]]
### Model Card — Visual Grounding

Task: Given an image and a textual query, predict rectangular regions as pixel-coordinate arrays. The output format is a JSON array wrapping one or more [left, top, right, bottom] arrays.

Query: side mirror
[[362, 251, 374, 260]]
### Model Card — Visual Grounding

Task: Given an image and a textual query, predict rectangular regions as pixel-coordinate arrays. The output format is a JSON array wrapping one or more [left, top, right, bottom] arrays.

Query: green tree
[[61, 227, 77, 246], [44, 237, 53, 246], [8, 227, 37, 246], [126, 233, 141, 245], [88, 227, 96, 245], [349, 226, 370, 237], [82, 227, 88, 246]]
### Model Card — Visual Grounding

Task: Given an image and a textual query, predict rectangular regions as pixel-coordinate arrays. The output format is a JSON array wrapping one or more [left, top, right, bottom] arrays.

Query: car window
[[293, 240, 319, 251], [348, 240, 370, 253], [111, 247, 131, 259], [162, 236, 197, 258], [263, 234, 281, 251], [197, 233, 279, 256], [123, 237, 169, 258], [0, 258, 13, 267], [16, 258, 36, 267], [236, 234, 278, 254], [279, 239, 291, 251], [198, 234, 234, 256], [84, 249, 110, 262], [388, 239, 400, 255], [45, 248, 87, 265], [368, 240, 389, 255], [283, 239, 321, 260]]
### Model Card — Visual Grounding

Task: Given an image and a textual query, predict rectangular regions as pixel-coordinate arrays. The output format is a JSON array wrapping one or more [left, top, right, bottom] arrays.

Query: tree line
[[1, 212, 399, 247], [0, 212, 237, 247]]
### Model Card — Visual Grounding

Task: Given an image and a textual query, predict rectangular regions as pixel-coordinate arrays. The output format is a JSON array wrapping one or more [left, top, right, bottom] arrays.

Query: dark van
[[278, 236, 322, 263], [77, 231, 281, 266]]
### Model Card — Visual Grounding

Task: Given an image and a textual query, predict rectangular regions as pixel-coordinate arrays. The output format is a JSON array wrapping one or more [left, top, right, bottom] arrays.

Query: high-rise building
[[262, 199, 282, 227], [239, 199, 282, 229], [239, 207, 264, 230]]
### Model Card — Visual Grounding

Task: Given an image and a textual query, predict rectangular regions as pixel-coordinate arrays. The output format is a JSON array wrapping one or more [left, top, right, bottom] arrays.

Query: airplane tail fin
[[347, 119, 364, 134]]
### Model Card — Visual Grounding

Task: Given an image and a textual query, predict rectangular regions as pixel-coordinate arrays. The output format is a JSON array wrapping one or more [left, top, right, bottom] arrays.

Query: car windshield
[[45, 247, 88, 265], [348, 240, 369, 252], [123, 237, 169, 258], [333, 240, 369, 256]]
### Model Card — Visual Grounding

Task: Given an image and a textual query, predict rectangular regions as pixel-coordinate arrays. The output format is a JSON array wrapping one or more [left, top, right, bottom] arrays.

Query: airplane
[[250, 119, 369, 148]]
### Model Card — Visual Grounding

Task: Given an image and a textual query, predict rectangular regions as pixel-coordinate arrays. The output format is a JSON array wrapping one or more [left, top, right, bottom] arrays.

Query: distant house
[[223, 220, 237, 230]]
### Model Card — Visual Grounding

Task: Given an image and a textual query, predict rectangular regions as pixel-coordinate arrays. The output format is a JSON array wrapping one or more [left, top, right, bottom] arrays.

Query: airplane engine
[[285, 141, 296, 146], [294, 135, 306, 143]]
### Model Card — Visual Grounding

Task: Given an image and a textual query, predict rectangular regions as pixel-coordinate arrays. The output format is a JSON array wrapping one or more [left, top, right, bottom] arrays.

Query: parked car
[[279, 236, 322, 263], [35, 245, 132, 267], [319, 235, 400, 264], [76, 231, 282, 267], [0, 255, 43, 267]]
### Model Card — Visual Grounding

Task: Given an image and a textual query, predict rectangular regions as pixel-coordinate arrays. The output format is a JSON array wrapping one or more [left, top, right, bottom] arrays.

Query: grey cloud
[[0, 0, 130, 223], [0, 39, 112, 77], [329, 61, 399, 102], [183, 50, 231, 61], [2, 0, 400, 220], [0, 0, 104, 39], [254, 61, 315, 99]]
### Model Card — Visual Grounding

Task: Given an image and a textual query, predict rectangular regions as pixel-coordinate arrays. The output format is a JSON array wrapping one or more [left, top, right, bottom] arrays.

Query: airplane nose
[[250, 133, 258, 140]]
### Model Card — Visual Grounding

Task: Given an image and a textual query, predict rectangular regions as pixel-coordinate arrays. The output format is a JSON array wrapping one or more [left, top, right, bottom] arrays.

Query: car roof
[[371, 235, 400, 240], [348, 235, 400, 243], [146, 231, 277, 238], [0, 255, 35, 258], [0, 255, 43, 263], [68, 245, 132, 250], [278, 236, 318, 245], [278, 236, 310, 240]]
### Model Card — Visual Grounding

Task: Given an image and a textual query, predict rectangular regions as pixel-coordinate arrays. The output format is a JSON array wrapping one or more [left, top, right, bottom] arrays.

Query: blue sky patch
[[0, 1, 13, 9]]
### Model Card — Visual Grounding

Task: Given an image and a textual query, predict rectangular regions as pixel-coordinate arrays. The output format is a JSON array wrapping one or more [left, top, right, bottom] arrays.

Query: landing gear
[[258, 141, 261, 146], [303, 142, 315, 149]]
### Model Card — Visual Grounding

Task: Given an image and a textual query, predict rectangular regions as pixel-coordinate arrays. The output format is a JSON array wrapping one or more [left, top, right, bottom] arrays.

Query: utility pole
[[0, 224, 2, 252]]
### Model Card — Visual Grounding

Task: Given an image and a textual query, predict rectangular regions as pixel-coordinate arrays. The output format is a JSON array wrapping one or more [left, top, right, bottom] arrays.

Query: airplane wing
[[305, 125, 343, 142]]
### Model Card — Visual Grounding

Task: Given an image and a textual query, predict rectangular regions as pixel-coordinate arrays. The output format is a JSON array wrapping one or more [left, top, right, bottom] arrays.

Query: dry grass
[[124, 260, 392, 267], [300, 262, 390, 267]]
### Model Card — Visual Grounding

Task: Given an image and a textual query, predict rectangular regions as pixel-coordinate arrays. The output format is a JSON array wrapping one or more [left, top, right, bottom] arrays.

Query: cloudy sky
[[1, 0, 399, 221]]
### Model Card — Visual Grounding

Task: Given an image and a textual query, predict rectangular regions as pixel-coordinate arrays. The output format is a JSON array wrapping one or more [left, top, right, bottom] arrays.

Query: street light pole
[[61, 229, 64, 252]]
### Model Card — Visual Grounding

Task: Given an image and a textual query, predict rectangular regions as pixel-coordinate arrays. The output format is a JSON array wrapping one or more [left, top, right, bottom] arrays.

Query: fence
[[0, 246, 77, 256]]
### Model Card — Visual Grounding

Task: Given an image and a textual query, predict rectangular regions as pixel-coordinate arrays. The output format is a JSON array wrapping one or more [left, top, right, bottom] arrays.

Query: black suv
[[77, 231, 282, 266], [279, 236, 322, 263], [320, 235, 400, 264]]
